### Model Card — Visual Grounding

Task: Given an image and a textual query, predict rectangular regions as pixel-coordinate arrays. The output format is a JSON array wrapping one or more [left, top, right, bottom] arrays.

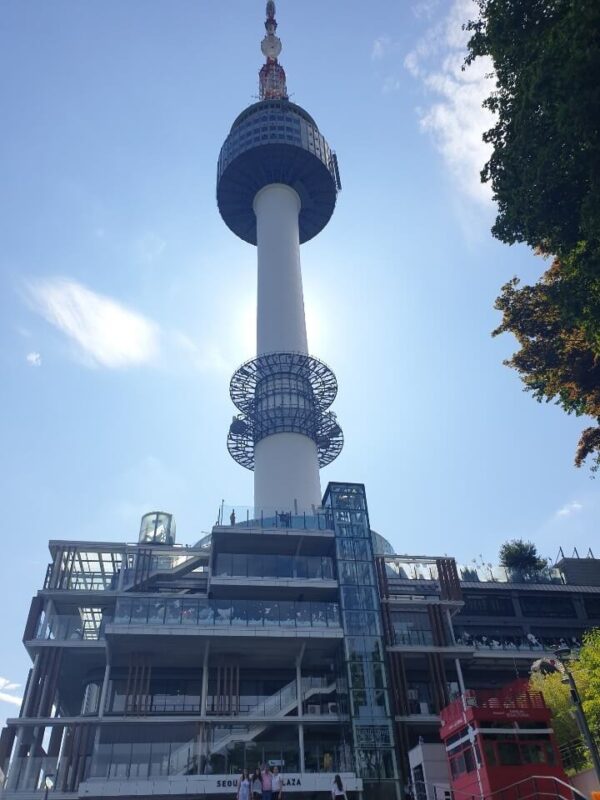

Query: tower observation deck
[[217, 1, 343, 514]]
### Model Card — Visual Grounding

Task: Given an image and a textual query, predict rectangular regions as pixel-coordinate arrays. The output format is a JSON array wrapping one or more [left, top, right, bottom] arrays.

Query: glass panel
[[277, 555, 293, 578], [232, 553, 247, 577], [264, 602, 279, 627], [247, 600, 263, 627], [216, 553, 232, 576], [182, 600, 198, 625], [296, 603, 311, 627], [198, 601, 214, 626], [326, 603, 340, 626], [114, 599, 132, 624], [148, 599, 165, 624], [279, 601, 295, 627], [215, 601, 233, 626], [312, 602, 327, 627], [339, 561, 358, 584], [131, 600, 148, 624], [165, 600, 182, 625]]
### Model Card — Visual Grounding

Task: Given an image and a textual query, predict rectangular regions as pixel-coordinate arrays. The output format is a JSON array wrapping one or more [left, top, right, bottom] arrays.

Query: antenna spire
[[259, 1, 288, 100]]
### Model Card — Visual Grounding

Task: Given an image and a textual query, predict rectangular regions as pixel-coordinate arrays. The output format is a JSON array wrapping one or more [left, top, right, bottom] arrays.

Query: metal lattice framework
[[227, 351, 343, 471], [230, 352, 338, 415], [228, 409, 343, 471]]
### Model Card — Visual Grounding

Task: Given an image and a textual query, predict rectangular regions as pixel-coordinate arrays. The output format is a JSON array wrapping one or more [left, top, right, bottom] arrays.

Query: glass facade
[[214, 552, 334, 580], [113, 597, 340, 629], [324, 483, 400, 800]]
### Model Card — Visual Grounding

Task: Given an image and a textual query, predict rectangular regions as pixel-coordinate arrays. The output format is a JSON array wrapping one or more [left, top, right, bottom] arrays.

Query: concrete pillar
[[201, 644, 210, 717], [98, 663, 110, 718], [252, 184, 322, 513], [5, 727, 24, 791], [298, 724, 305, 774], [254, 184, 307, 356], [296, 661, 303, 718]]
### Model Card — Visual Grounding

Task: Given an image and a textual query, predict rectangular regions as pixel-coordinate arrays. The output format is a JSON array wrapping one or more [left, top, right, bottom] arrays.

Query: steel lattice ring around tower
[[229, 352, 338, 415], [227, 409, 343, 471]]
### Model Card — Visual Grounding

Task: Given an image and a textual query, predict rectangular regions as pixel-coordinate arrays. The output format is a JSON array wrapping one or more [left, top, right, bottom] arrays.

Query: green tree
[[465, 0, 600, 468], [499, 538, 546, 573], [530, 669, 579, 747], [579, 628, 600, 736], [531, 629, 599, 771]]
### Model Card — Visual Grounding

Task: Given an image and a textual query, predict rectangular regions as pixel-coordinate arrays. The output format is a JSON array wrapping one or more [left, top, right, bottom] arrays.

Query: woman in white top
[[331, 774, 347, 798], [237, 769, 251, 800], [271, 766, 283, 800]]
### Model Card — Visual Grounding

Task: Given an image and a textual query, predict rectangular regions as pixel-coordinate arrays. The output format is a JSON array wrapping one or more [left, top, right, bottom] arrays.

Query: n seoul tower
[[218, 1, 343, 514]]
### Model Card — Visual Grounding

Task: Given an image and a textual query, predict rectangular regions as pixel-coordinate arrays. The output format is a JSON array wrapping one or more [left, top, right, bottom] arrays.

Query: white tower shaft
[[255, 184, 308, 355], [253, 183, 322, 513]]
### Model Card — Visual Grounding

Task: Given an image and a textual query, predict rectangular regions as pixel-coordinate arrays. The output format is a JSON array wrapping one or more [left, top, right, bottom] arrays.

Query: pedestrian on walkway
[[331, 774, 347, 799], [271, 765, 284, 800], [261, 764, 273, 800], [251, 768, 263, 800], [237, 770, 251, 800]]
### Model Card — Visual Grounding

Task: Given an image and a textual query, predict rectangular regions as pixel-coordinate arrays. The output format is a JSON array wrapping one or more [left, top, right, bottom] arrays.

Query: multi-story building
[[0, 6, 401, 798], [377, 551, 600, 788], [2, 4, 599, 800], [0, 494, 402, 800]]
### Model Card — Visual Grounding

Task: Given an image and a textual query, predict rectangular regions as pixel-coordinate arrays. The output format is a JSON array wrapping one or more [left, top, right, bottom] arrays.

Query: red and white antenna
[[259, 1, 288, 100]]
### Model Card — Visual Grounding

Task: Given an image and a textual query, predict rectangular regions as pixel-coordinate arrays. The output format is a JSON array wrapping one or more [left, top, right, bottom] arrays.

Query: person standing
[[261, 764, 273, 800], [271, 765, 283, 800], [251, 768, 263, 800], [237, 770, 251, 800], [331, 774, 347, 799]]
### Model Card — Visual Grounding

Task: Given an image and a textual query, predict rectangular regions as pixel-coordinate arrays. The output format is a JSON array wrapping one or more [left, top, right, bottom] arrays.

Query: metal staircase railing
[[419, 775, 587, 800], [204, 678, 337, 763]]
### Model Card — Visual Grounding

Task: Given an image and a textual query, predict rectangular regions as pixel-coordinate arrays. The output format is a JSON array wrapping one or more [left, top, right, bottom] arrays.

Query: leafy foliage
[[531, 629, 600, 771], [579, 628, 600, 736], [498, 538, 546, 572], [530, 669, 579, 748], [466, 0, 600, 468]]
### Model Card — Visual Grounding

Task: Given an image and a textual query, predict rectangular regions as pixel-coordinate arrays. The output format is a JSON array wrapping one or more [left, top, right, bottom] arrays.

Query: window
[[519, 596, 576, 618], [462, 595, 515, 616], [497, 742, 521, 766], [584, 596, 600, 618]]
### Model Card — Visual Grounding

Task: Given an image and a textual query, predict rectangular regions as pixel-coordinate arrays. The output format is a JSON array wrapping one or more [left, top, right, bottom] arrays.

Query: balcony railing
[[215, 505, 333, 531], [458, 564, 564, 584], [454, 632, 583, 652], [214, 553, 335, 581], [2, 756, 59, 792], [385, 559, 564, 585], [34, 614, 110, 642], [112, 597, 341, 630], [391, 628, 435, 647]]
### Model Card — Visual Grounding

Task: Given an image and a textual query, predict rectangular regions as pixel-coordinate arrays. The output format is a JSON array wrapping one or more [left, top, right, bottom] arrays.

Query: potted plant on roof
[[499, 539, 548, 582]]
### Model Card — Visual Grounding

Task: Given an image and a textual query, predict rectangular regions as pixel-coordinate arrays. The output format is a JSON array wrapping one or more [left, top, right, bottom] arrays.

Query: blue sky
[[0, 0, 597, 722]]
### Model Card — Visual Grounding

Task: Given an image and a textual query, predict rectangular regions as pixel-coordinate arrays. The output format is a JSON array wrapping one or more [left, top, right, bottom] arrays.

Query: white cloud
[[412, 0, 440, 20], [134, 232, 166, 264], [170, 331, 229, 374], [556, 501, 583, 518], [0, 677, 22, 707], [405, 0, 495, 203], [382, 76, 402, 95], [372, 35, 402, 62], [372, 36, 390, 61], [26, 351, 42, 367], [27, 278, 159, 368]]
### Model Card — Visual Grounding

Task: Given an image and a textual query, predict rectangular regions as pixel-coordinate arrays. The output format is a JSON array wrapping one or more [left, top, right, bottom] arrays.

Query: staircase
[[170, 679, 337, 775], [123, 550, 209, 592]]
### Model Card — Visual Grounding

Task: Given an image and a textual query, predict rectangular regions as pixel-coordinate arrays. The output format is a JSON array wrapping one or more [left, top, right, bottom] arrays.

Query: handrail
[[427, 775, 587, 800]]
